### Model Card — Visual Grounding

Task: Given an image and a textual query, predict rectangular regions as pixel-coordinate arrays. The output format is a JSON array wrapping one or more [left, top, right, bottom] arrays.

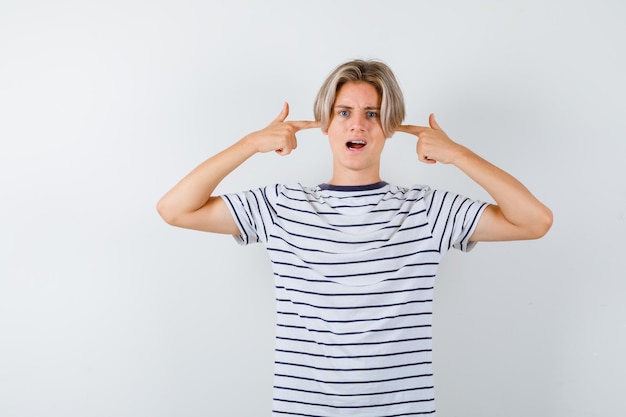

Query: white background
[[1, 1, 625, 416]]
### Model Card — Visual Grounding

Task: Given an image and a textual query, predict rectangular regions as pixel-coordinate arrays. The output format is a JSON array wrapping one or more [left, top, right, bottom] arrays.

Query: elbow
[[529, 206, 554, 239], [156, 198, 179, 226]]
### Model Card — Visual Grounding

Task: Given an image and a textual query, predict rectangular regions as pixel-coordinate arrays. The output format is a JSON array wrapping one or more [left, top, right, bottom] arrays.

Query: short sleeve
[[221, 185, 280, 245], [421, 187, 489, 253]]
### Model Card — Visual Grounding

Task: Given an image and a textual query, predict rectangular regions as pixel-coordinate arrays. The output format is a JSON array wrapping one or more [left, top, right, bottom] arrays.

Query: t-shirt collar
[[318, 181, 388, 192]]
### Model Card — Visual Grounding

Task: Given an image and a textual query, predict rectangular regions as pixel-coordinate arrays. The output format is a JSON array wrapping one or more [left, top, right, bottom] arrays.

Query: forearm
[[156, 136, 257, 223], [156, 103, 318, 231], [453, 146, 553, 238], [396, 115, 552, 240]]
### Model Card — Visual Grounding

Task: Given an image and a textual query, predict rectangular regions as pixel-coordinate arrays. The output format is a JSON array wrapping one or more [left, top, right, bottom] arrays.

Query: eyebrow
[[334, 105, 381, 110]]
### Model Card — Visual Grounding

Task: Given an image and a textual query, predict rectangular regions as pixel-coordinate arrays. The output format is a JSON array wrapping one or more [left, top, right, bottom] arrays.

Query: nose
[[349, 113, 367, 131]]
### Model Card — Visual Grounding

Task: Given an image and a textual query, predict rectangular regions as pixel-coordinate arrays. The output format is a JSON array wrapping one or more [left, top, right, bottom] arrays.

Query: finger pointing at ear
[[394, 124, 427, 136], [246, 102, 321, 156], [289, 120, 321, 131], [273, 102, 319, 131], [395, 114, 467, 165]]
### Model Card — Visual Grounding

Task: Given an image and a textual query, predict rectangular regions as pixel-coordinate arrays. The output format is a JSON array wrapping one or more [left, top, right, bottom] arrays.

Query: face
[[325, 81, 387, 185]]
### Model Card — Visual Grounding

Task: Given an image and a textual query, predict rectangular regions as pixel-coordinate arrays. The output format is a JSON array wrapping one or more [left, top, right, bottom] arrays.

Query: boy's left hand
[[395, 114, 465, 165]]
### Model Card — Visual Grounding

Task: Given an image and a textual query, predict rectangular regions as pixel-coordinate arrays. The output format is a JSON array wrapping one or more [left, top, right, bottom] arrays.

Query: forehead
[[335, 81, 381, 106]]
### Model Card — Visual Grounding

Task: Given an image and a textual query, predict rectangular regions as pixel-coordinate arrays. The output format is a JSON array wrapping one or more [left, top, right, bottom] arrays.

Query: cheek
[[323, 117, 333, 134], [369, 118, 383, 128]]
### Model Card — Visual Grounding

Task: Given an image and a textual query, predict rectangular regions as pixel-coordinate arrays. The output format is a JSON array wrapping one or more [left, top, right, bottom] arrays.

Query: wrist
[[239, 132, 263, 155], [447, 144, 472, 166]]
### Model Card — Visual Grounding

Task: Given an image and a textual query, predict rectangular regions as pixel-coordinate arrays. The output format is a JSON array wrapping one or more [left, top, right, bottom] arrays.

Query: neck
[[327, 168, 382, 186]]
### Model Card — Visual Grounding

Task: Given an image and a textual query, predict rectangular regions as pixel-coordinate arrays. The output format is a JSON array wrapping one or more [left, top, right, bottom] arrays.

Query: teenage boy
[[157, 59, 552, 416]]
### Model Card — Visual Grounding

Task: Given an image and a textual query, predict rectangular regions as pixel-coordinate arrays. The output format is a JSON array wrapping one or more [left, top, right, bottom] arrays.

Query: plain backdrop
[[1, 1, 625, 416]]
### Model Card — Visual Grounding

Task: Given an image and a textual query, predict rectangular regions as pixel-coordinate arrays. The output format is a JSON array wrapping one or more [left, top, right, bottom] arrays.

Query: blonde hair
[[313, 59, 405, 138]]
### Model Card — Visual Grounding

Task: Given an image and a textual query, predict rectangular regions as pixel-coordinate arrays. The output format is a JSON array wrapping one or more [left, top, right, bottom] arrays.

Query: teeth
[[347, 140, 366, 150]]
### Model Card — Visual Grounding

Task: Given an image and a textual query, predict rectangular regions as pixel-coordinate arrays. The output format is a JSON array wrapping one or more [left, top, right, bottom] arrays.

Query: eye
[[338, 110, 349, 117], [366, 111, 378, 118]]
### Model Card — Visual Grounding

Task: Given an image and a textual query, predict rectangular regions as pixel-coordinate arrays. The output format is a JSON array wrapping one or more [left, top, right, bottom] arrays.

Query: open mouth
[[346, 140, 366, 150]]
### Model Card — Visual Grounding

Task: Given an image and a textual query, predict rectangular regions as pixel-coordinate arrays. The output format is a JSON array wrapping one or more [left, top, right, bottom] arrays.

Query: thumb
[[273, 102, 289, 123], [429, 113, 442, 130]]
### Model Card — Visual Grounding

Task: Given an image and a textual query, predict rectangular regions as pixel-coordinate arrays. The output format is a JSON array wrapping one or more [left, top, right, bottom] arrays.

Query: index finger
[[288, 120, 321, 131], [395, 125, 428, 135]]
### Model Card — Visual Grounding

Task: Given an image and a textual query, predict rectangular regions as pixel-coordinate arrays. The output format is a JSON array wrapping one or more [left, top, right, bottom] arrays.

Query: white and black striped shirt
[[222, 181, 488, 417]]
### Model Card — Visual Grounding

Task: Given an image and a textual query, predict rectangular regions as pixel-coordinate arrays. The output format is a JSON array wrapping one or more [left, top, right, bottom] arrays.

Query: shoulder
[[402, 184, 487, 218], [392, 183, 434, 202]]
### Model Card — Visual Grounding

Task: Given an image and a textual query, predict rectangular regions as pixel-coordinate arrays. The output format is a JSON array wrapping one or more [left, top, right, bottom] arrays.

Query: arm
[[156, 103, 320, 233], [395, 114, 553, 242]]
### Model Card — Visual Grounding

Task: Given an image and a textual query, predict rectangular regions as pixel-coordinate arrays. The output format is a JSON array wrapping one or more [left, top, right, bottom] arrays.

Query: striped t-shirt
[[222, 181, 488, 416]]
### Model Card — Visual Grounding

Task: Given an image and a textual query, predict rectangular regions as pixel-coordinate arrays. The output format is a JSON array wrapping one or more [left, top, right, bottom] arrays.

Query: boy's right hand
[[247, 102, 320, 156]]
